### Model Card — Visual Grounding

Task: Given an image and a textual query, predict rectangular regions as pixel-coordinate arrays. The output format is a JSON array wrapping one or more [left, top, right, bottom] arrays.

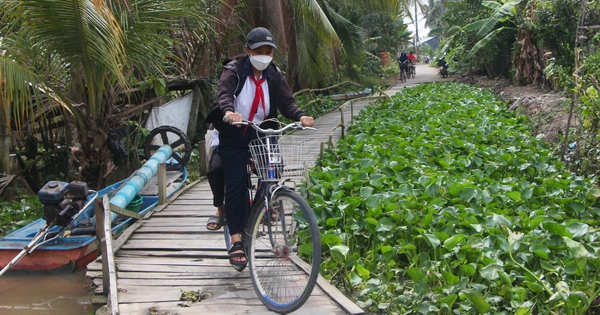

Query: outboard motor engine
[[38, 181, 89, 227]]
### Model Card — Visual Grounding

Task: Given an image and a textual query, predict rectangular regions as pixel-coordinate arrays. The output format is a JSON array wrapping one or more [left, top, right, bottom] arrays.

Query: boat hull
[[0, 244, 95, 271], [0, 168, 187, 272]]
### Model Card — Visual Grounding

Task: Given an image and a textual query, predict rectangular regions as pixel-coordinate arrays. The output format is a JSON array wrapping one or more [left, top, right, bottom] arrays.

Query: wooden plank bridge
[[87, 92, 394, 315]]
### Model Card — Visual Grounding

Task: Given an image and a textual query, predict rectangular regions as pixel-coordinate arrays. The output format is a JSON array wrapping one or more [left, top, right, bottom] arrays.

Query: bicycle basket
[[248, 135, 313, 182]]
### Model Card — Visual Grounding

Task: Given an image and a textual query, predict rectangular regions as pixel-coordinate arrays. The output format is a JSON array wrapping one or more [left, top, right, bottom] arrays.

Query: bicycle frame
[[221, 118, 315, 248]]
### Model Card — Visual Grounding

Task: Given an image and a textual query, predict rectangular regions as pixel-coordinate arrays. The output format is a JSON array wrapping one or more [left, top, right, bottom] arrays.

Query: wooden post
[[158, 162, 167, 205], [339, 107, 345, 139], [102, 195, 120, 315], [320, 142, 324, 160], [198, 140, 207, 176], [350, 100, 354, 124], [94, 198, 108, 297]]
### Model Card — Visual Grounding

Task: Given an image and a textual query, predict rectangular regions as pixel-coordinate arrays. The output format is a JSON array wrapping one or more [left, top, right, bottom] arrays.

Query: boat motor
[[38, 181, 89, 227]]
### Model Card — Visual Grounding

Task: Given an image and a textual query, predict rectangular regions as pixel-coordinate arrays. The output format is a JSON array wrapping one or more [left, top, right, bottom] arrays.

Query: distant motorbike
[[437, 57, 449, 78], [424, 55, 430, 64]]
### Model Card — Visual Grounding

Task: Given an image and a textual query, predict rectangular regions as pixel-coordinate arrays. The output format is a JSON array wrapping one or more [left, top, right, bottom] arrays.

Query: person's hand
[[299, 116, 313, 127], [225, 111, 243, 127]]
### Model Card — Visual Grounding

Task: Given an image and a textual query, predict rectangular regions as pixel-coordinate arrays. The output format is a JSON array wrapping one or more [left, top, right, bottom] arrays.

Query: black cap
[[246, 27, 277, 49]]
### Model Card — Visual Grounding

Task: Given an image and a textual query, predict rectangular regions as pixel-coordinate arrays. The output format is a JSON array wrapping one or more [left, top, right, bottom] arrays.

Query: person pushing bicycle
[[205, 27, 313, 271]]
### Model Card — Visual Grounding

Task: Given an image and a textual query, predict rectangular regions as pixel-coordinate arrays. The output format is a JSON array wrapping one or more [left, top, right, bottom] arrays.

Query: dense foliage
[[309, 82, 600, 314]]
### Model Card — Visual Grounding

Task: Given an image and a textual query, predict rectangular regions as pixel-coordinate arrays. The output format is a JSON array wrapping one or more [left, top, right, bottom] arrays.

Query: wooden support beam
[[158, 163, 166, 205]]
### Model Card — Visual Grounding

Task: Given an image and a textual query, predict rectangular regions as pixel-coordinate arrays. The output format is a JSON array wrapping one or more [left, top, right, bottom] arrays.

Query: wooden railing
[[321, 88, 392, 159], [95, 162, 168, 315]]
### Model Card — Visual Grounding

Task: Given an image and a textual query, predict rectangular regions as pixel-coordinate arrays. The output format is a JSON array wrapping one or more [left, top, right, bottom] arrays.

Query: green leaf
[[360, 186, 374, 198], [529, 244, 550, 260], [350, 271, 362, 286], [459, 187, 477, 202], [330, 245, 349, 263], [464, 290, 490, 313], [443, 234, 465, 250], [590, 186, 600, 197], [321, 234, 343, 247], [439, 294, 457, 309], [566, 222, 588, 238], [406, 268, 427, 281], [462, 19, 486, 32], [563, 237, 589, 259], [480, 264, 502, 280], [355, 263, 370, 278], [507, 191, 522, 201], [376, 217, 394, 232], [465, 27, 506, 60], [424, 233, 441, 248]]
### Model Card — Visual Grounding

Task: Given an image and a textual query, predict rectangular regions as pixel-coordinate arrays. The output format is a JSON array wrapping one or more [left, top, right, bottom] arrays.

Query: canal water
[[0, 269, 98, 315], [0, 269, 97, 314]]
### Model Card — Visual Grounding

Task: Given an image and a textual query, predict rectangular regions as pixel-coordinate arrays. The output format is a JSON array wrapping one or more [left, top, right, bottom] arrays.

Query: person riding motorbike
[[407, 51, 417, 75], [407, 51, 417, 62]]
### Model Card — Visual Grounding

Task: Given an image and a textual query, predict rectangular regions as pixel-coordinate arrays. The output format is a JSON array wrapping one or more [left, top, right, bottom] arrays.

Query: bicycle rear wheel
[[246, 189, 321, 314]]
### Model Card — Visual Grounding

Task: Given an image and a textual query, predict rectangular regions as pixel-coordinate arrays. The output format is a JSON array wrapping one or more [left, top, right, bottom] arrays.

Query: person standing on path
[[206, 27, 314, 271]]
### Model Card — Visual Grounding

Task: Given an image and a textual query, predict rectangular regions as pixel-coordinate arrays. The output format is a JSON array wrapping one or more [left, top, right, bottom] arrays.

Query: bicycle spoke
[[247, 190, 320, 313]]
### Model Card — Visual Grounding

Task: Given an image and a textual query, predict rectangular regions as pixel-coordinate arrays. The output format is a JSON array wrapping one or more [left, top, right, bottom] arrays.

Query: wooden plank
[[88, 270, 244, 280], [115, 296, 346, 315], [116, 249, 227, 258], [95, 277, 252, 287]]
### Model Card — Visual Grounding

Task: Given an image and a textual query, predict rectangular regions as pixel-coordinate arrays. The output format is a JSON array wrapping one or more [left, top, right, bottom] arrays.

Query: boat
[[0, 144, 188, 273]]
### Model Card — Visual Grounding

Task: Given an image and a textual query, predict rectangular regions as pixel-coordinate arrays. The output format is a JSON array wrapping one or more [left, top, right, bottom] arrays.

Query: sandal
[[206, 215, 226, 231], [269, 204, 281, 226], [228, 241, 247, 272]]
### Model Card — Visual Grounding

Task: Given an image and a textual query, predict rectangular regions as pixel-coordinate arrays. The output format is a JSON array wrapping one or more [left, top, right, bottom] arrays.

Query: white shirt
[[234, 75, 270, 124], [211, 129, 219, 147]]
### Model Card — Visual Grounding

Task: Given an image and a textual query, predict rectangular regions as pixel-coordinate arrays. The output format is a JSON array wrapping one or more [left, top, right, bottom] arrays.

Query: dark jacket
[[397, 55, 409, 63], [205, 55, 306, 147]]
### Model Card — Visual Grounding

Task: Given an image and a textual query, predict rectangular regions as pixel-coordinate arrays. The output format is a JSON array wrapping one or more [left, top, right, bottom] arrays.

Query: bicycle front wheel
[[246, 189, 321, 314]]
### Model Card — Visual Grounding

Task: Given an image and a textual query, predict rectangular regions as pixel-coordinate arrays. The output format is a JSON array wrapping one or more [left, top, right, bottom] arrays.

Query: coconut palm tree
[[0, 0, 214, 187], [234, 0, 403, 90]]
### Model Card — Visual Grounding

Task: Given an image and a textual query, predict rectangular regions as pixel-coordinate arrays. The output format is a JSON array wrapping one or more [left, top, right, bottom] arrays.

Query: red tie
[[246, 76, 266, 135]]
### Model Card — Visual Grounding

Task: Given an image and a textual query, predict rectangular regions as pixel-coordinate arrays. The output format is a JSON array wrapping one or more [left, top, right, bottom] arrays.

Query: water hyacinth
[[309, 82, 600, 314]]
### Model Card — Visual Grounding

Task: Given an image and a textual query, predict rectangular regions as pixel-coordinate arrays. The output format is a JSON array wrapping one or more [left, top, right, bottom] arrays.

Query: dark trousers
[[218, 145, 250, 236], [206, 149, 224, 207]]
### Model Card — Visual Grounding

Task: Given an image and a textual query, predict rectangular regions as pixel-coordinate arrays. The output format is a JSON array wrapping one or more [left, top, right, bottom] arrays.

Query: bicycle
[[408, 61, 416, 78], [399, 60, 409, 82], [221, 117, 322, 314]]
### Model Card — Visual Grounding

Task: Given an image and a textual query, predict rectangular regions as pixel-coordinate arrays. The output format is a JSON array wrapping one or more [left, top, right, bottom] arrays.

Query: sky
[[404, 5, 431, 43]]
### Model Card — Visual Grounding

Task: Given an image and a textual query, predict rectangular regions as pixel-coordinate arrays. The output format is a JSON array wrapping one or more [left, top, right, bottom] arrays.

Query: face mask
[[249, 54, 273, 71]]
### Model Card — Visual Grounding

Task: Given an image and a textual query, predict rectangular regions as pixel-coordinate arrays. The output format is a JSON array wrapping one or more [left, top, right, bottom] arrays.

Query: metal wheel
[[246, 190, 321, 314], [144, 125, 191, 169]]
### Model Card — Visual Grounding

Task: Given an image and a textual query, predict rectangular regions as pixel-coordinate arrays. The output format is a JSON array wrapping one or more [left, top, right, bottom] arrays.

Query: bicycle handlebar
[[222, 116, 316, 134]]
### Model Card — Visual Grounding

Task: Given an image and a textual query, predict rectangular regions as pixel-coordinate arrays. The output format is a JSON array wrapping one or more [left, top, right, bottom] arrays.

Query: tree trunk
[[279, 0, 299, 90], [0, 103, 10, 175], [65, 111, 83, 183]]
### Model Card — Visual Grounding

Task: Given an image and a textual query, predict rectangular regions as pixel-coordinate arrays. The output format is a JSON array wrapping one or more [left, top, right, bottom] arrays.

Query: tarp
[[144, 92, 193, 143]]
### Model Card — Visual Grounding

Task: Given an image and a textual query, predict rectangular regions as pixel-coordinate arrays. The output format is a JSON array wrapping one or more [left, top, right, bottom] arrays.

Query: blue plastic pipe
[[107, 145, 173, 222]]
